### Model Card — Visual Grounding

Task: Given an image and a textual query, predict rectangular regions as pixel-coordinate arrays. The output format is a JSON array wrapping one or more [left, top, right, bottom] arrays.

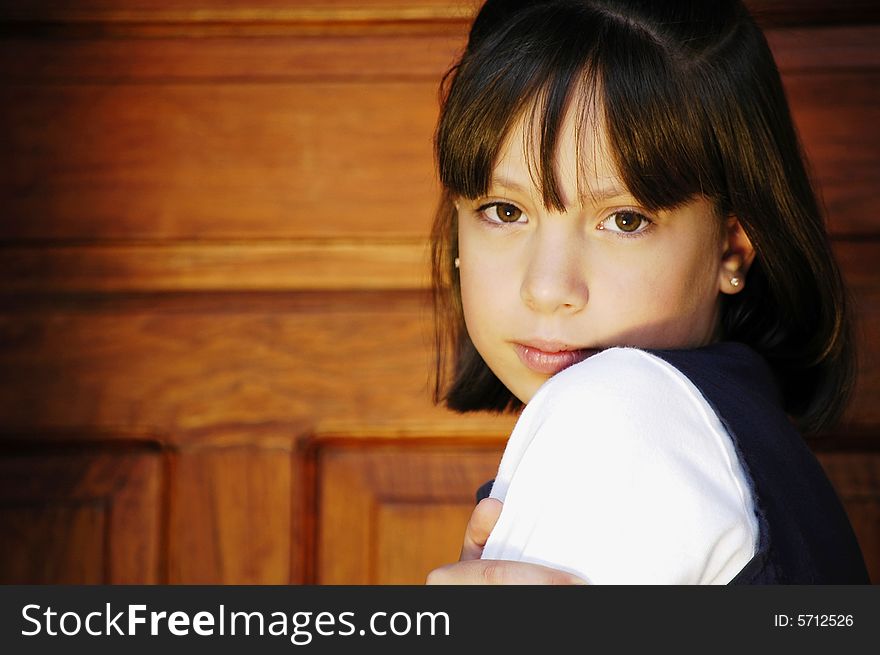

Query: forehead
[[493, 91, 629, 206]]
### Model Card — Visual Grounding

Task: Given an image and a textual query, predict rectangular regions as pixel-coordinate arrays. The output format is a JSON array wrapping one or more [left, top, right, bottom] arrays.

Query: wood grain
[[784, 72, 880, 237], [816, 452, 880, 583], [0, 0, 476, 23], [168, 442, 293, 583], [836, 242, 880, 430], [1, 25, 875, 83], [0, 1, 875, 31], [0, 34, 466, 81], [0, 448, 162, 583], [0, 82, 440, 241], [0, 290, 518, 435], [1, 504, 107, 584], [1, 28, 876, 241], [315, 439, 505, 584], [2, 241, 879, 431], [0, 240, 429, 292]]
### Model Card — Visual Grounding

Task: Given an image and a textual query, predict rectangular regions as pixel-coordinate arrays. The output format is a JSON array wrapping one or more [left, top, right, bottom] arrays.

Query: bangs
[[436, 3, 728, 213]]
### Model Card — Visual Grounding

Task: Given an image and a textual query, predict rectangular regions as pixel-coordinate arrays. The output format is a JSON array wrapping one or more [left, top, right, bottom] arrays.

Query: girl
[[425, 0, 869, 584]]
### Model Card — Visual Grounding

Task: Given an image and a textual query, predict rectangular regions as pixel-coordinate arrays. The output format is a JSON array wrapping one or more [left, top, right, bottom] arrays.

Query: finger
[[459, 498, 504, 561], [426, 559, 588, 585]]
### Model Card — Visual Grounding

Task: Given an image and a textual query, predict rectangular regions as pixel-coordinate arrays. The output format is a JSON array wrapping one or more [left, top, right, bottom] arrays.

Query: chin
[[508, 378, 542, 405]]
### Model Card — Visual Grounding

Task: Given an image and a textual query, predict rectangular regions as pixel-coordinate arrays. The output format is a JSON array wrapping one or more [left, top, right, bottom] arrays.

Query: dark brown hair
[[431, 0, 856, 434]]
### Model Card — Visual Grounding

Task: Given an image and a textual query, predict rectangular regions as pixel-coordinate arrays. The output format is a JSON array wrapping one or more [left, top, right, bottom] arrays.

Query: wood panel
[[0, 82, 440, 241], [0, 446, 163, 583], [0, 291, 522, 435], [784, 71, 880, 237], [2, 504, 106, 583], [0, 34, 464, 80], [373, 501, 474, 584], [312, 439, 880, 585], [168, 441, 293, 584], [817, 452, 880, 583], [0, 240, 429, 293], [314, 438, 505, 584], [0, 0, 475, 21], [836, 242, 880, 430], [2, 240, 879, 433], [1, 25, 874, 83], [0, 1, 876, 29], [746, 0, 880, 26], [1, 27, 877, 241]]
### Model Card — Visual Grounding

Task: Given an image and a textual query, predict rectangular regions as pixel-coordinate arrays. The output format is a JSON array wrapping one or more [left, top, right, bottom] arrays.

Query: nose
[[520, 227, 589, 315]]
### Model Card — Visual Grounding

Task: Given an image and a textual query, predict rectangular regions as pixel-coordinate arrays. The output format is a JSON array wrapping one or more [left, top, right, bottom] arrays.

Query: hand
[[459, 497, 504, 561], [425, 498, 588, 585]]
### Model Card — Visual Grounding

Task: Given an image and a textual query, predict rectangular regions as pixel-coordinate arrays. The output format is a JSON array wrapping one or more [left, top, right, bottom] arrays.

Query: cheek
[[457, 229, 518, 339], [651, 252, 718, 314], [591, 246, 719, 332], [459, 263, 508, 339]]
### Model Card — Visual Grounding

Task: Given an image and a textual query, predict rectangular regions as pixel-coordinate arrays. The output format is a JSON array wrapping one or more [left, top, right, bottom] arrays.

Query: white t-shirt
[[481, 346, 759, 584]]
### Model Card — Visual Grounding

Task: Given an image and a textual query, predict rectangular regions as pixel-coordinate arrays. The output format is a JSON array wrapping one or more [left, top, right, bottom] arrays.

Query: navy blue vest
[[475, 341, 869, 584]]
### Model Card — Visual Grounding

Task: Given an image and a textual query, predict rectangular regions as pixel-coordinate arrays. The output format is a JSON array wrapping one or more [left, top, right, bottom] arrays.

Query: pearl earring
[[454, 257, 460, 269], [730, 276, 741, 288]]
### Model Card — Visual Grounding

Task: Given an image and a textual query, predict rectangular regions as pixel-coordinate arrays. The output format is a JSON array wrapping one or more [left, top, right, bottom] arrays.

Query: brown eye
[[476, 201, 527, 225], [495, 203, 522, 222], [614, 212, 644, 232], [598, 210, 653, 236]]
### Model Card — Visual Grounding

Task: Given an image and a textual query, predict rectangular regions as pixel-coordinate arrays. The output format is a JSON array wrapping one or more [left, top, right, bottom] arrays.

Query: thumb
[[460, 498, 503, 561]]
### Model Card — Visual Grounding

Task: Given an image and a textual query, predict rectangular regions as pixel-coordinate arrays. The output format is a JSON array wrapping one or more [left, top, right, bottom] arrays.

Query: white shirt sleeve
[[481, 347, 758, 584]]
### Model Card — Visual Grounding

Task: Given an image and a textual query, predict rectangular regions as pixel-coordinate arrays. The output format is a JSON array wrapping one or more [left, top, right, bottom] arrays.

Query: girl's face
[[456, 107, 751, 404]]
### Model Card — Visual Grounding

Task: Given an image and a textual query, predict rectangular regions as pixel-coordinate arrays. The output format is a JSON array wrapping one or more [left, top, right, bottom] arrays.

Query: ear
[[719, 216, 756, 295]]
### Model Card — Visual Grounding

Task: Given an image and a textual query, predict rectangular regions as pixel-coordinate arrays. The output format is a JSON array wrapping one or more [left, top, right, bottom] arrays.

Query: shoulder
[[487, 346, 758, 583], [513, 347, 744, 491], [538, 346, 698, 401], [544, 345, 672, 391], [522, 346, 714, 441]]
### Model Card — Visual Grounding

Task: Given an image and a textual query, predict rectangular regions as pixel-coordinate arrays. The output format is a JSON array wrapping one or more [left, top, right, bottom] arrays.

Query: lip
[[513, 341, 599, 375]]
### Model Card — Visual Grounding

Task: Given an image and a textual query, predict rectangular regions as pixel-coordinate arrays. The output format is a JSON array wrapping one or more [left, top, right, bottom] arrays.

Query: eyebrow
[[489, 176, 529, 194], [489, 176, 631, 205]]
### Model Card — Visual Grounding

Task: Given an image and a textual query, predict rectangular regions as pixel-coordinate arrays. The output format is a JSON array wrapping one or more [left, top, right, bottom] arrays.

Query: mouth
[[513, 341, 600, 376]]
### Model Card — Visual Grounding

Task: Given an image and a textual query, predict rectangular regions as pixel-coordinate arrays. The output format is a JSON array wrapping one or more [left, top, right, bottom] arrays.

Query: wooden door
[[0, 446, 162, 584], [0, 1, 879, 584]]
